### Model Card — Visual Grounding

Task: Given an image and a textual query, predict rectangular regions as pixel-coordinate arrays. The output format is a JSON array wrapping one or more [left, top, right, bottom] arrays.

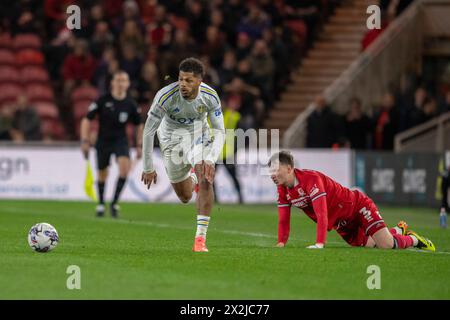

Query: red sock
[[392, 234, 414, 249], [389, 228, 397, 235]]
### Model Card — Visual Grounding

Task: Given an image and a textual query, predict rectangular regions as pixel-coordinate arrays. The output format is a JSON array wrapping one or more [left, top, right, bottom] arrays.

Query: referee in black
[[80, 70, 143, 218]]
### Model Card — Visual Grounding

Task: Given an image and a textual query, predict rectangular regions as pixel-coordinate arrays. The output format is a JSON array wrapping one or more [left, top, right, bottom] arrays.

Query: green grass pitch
[[0, 200, 449, 299]]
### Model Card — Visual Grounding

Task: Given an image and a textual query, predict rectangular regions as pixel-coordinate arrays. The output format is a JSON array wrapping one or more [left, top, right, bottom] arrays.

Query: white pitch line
[[3, 207, 450, 255], [92, 217, 450, 255]]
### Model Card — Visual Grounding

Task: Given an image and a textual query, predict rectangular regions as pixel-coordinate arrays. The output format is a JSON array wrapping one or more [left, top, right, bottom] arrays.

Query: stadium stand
[[282, 0, 450, 151], [0, 0, 448, 151]]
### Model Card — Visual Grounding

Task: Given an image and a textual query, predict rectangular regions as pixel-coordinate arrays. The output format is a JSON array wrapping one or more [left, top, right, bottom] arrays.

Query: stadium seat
[[41, 118, 66, 140], [0, 33, 12, 49], [13, 34, 42, 51], [20, 66, 50, 84], [73, 100, 92, 121], [71, 85, 98, 103], [25, 84, 54, 103], [0, 49, 15, 66], [0, 83, 23, 104], [0, 66, 20, 83], [34, 102, 59, 120], [15, 49, 45, 66]]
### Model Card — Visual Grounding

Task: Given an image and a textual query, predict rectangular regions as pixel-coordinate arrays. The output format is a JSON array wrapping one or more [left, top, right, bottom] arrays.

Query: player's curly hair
[[267, 151, 294, 167], [179, 57, 205, 78]]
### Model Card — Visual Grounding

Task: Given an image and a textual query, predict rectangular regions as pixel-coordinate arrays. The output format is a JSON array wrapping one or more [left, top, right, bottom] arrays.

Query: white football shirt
[[142, 81, 225, 172]]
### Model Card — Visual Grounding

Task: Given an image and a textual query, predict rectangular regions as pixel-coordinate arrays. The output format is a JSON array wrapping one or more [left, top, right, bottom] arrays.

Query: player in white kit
[[141, 58, 225, 252]]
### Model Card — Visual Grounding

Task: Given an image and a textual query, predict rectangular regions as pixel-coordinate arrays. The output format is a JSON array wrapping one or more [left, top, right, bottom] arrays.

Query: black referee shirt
[[86, 93, 142, 142]]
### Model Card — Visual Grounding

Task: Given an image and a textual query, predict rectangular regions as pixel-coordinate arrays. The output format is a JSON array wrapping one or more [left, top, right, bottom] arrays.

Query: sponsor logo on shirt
[[169, 114, 197, 124], [292, 200, 308, 208], [105, 102, 113, 108], [291, 196, 308, 208]]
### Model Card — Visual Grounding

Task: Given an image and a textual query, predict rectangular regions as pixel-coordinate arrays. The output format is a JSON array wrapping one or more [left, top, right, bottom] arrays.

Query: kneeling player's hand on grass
[[141, 171, 157, 189], [276, 242, 285, 248], [204, 160, 215, 184], [306, 243, 324, 249]]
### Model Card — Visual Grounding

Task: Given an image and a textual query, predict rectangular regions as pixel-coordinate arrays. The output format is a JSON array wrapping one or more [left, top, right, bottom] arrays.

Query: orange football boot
[[193, 236, 208, 252]]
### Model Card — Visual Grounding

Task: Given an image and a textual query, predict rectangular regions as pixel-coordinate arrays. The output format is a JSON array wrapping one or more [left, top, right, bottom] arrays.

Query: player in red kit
[[268, 151, 436, 251]]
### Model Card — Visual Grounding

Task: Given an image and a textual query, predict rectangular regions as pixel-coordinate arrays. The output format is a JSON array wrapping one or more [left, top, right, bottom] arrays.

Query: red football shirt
[[277, 168, 359, 245]]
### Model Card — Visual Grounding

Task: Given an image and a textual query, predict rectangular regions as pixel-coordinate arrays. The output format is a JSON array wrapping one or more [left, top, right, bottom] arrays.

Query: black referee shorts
[[95, 138, 130, 170]]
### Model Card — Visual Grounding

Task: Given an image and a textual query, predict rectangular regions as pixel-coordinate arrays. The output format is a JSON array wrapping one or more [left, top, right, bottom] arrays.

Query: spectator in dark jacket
[[438, 91, 450, 115], [373, 93, 398, 150], [237, 3, 271, 40], [407, 86, 428, 128], [306, 95, 342, 148], [344, 97, 371, 149], [11, 95, 42, 141]]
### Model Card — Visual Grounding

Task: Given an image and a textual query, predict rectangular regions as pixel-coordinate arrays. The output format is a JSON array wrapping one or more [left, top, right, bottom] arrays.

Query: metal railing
[[394, 111, 450, 152], [283, 0, 423, 148]]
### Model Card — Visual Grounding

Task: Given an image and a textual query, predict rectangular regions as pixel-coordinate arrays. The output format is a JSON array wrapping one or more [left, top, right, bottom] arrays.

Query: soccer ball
[[28, 223, 59, 252]]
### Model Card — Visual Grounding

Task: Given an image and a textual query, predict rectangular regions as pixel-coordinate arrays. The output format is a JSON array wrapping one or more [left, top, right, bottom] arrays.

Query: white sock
[[409, 235, 419, 246], [196, 215, 210, 239], [393, 226, 402, 235]]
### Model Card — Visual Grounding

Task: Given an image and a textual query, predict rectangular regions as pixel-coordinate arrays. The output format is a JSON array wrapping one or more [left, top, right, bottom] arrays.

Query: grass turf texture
[[0, 200, 449, 299]]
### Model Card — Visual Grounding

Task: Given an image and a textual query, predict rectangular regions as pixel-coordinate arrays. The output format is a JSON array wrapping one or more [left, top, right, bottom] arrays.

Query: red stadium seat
[[71, 85, 98, 103], [15, 49, 45, 66], [0, 83, 23, 104], [73, 100, 92, 121], [0, 66, 20, 83], [0, 49, 15, 66], [41, 118, 66, 140], [13, 34, 42, 51], [25, 84, 54, 103], [34, 102, 59, 120], [20, 66, 49, 84], [0, 33, 13, 49]]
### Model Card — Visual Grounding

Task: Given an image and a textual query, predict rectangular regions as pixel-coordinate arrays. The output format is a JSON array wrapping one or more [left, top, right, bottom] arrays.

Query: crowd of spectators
[[0, 0, 343, 142], [306, 0, 450, 151], [3, 0, 445, 149], [306, 72, 450, 150]]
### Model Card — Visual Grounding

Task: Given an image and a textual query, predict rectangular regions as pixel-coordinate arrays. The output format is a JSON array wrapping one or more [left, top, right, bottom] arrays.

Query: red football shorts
[[335, 192, 386, 247]]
